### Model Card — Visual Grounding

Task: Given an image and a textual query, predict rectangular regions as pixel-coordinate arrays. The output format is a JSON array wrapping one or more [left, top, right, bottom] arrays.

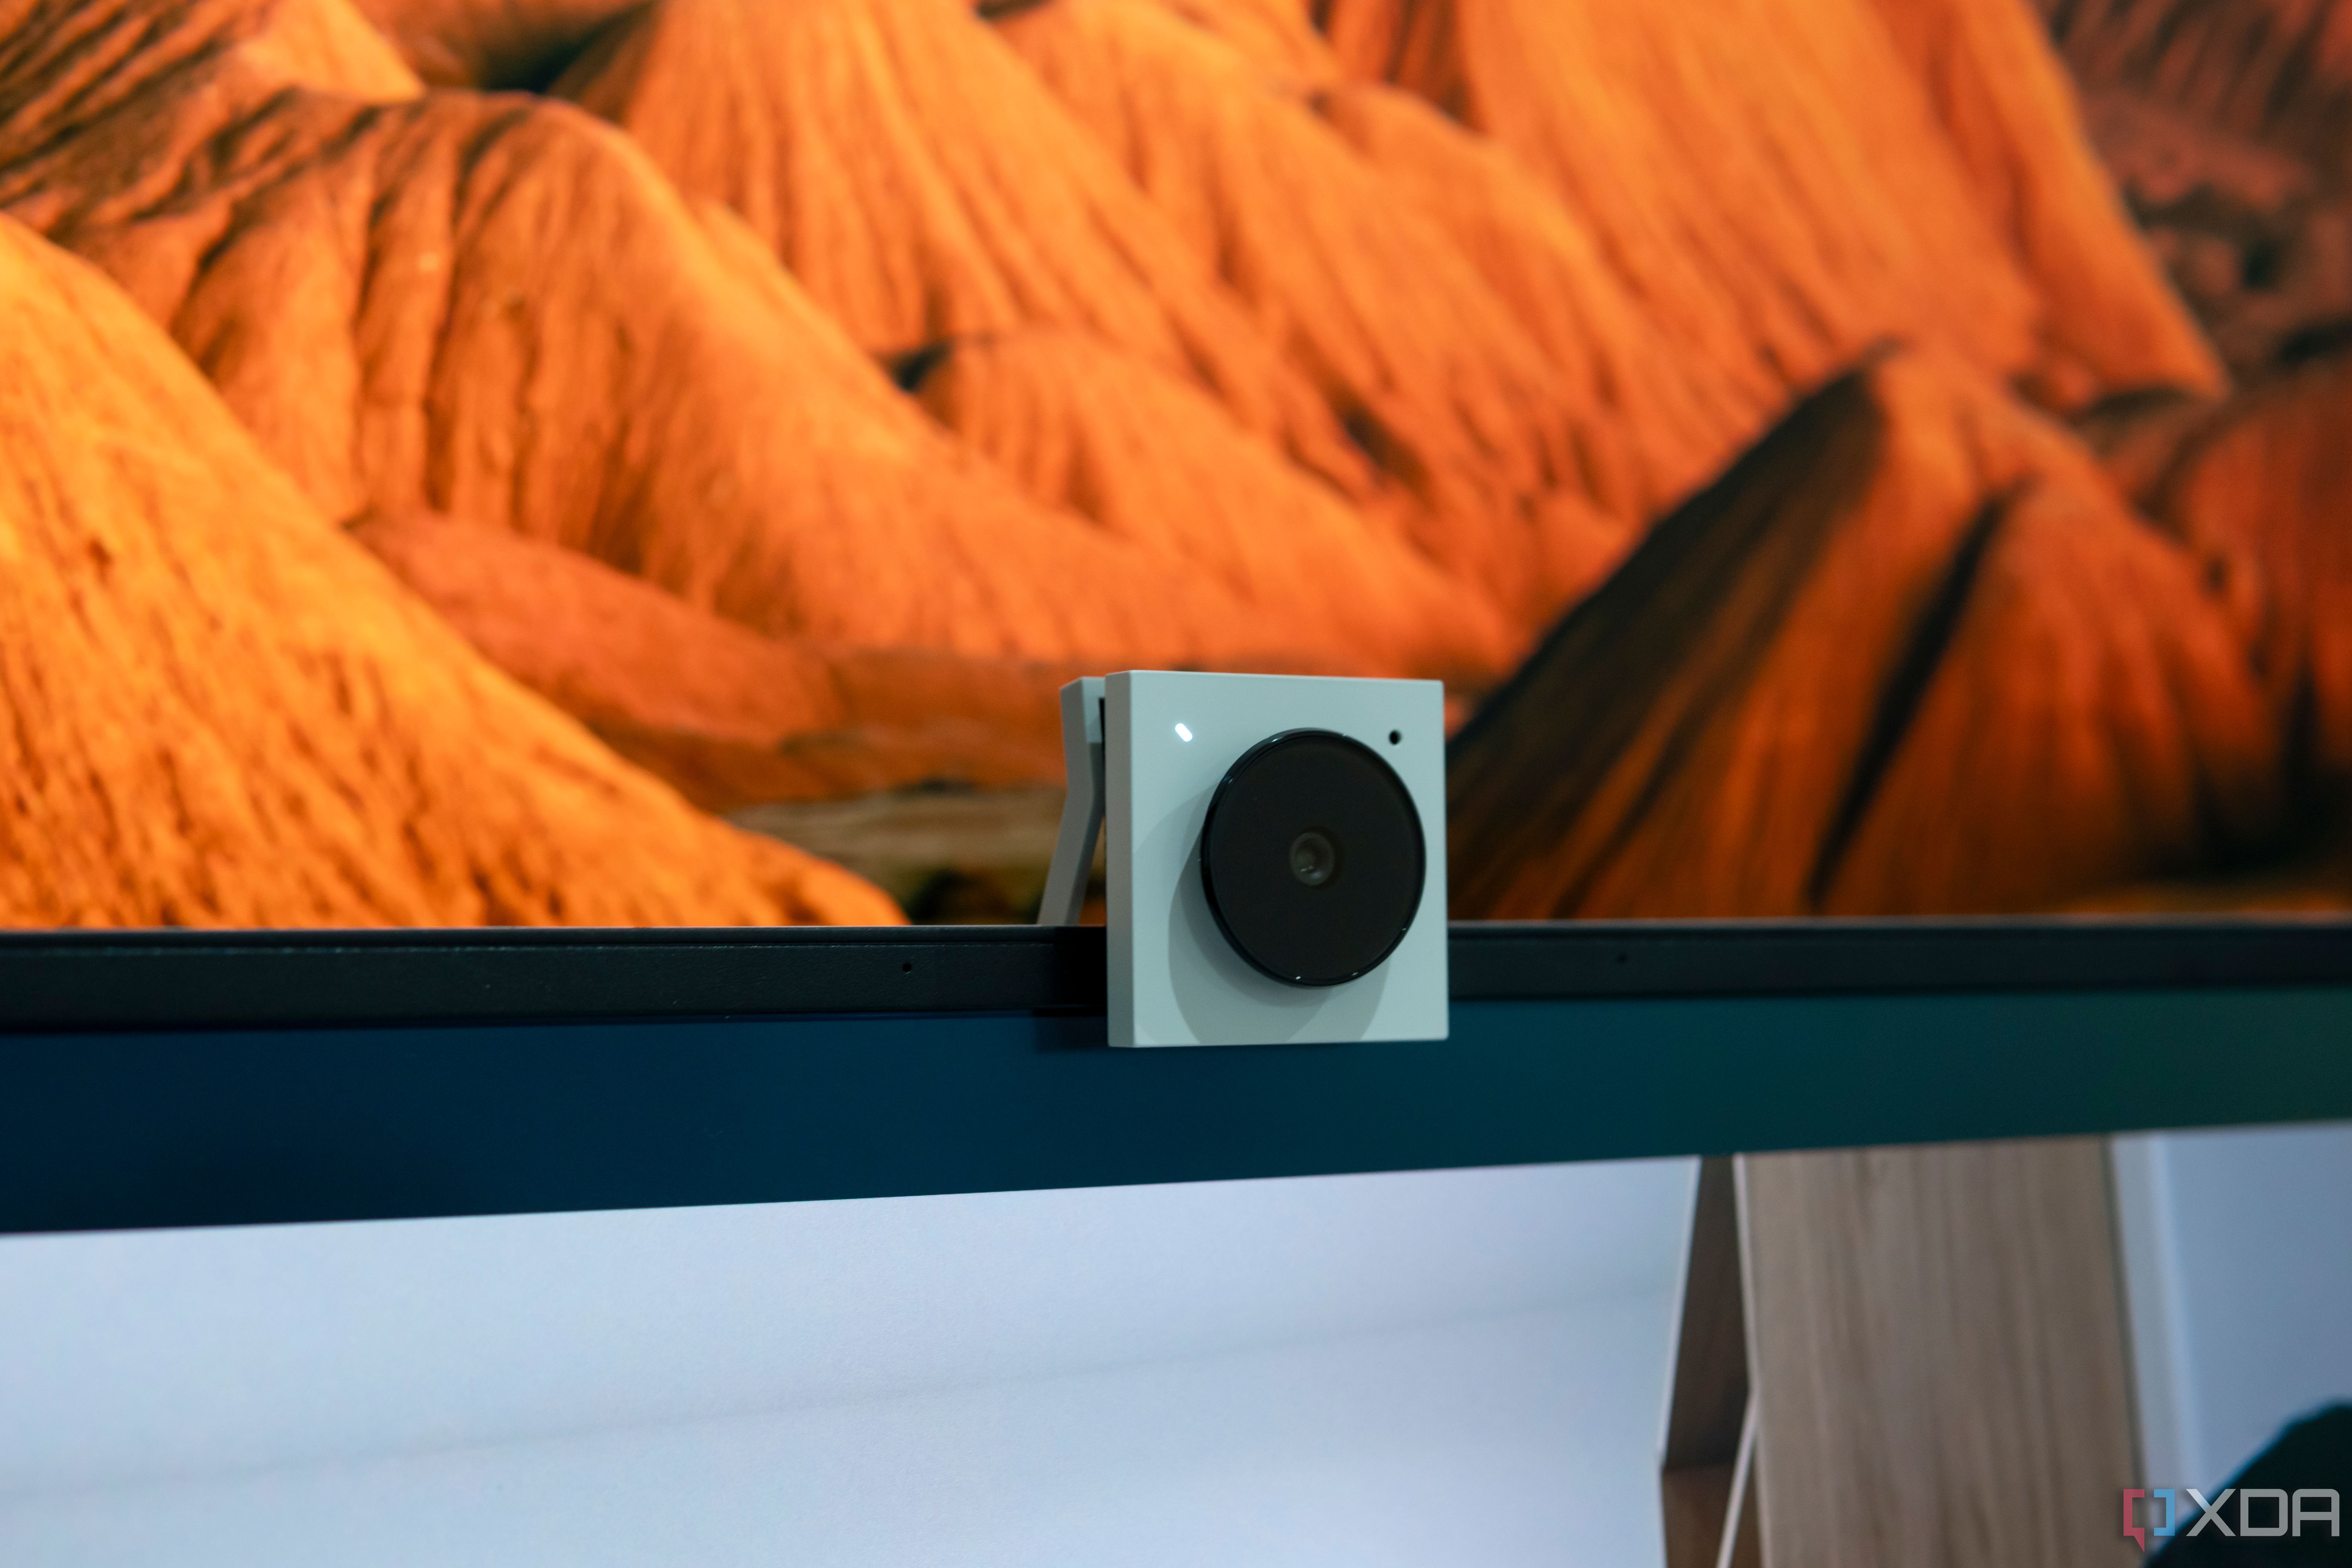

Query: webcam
[[1040, 671, 1448, 1047]]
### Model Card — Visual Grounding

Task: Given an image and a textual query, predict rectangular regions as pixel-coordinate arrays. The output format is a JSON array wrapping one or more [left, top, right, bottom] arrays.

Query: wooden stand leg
[[1663, 1140, 2140, 1568], [1663, 1157, 1752, 1568]]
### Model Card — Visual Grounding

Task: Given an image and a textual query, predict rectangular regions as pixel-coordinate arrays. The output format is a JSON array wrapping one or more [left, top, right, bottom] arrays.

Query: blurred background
[[3, 0, 2349, 926]]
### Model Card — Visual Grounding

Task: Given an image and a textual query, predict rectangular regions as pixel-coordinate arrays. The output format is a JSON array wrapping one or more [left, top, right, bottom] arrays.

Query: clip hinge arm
[[1036, 677, 1106, 926]]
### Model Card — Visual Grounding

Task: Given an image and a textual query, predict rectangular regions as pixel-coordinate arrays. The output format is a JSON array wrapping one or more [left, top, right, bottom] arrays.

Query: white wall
[[2113, 1121, 2352, 1491], [0, 1160, 1698, 1568]]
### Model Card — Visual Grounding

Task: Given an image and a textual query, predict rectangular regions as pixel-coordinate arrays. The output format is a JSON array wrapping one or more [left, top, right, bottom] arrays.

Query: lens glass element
[[1289, 831, 1338, 887], [1199, 730, 1426, 986]]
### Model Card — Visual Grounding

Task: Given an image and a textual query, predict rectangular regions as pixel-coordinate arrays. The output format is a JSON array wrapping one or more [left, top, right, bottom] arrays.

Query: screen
[[1, 0, 2347, 929]]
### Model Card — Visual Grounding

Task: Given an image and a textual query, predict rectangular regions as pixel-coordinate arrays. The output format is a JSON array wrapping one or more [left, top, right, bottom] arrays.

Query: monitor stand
[[1662, 1143, 2135, 1568]]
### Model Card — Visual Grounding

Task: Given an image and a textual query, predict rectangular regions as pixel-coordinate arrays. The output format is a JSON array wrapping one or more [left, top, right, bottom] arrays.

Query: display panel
[[1, 0, 2346, 926]]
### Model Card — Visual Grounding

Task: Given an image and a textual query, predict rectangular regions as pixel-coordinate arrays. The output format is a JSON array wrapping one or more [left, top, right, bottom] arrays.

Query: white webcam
[[1039, 671, 1448, 1047]]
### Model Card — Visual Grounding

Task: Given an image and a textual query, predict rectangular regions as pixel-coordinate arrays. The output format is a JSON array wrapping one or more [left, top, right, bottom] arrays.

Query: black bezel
[[4, 921, 2351, 1234], [4, 920, 2352, 1031], [1197, 728, 1428, 987]]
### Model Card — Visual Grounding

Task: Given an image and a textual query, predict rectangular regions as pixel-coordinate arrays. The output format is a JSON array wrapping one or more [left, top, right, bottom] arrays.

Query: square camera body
[[1040, 670, 1448, 1048]]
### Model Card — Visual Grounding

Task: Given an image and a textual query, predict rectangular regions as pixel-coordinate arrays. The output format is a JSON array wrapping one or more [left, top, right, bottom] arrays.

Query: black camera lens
[[1289, 830, 1338, 887], [1199, 730, 1426, 987]]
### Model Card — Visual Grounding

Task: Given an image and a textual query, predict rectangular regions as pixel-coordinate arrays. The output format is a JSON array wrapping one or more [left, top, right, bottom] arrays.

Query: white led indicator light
[[1174, 723, 1194, 742]]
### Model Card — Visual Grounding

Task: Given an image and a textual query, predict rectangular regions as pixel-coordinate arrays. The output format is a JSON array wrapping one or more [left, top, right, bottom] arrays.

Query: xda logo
[[2123, 1486, 2341, 1552]]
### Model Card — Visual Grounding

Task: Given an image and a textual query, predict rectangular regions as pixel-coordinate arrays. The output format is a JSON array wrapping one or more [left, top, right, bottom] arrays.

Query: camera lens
[[1289, 831, 1337, 887], [1199, 730, 1426, 987]]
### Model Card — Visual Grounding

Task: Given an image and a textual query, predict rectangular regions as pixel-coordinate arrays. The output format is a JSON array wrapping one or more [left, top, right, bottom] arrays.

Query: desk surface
[[3, 920, 2349, 1234]]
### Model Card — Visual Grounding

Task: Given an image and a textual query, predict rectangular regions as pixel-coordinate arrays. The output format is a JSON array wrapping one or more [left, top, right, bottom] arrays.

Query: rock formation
[[1447, 350, 2279, 919], [0, 213, 898, 927], [2152, 349, 2352, 779], [0, 0, 1317, 670], [2033, 0, 2352, 372], [348, 0, 641, 85], [350, 512, 1081, 809], [1129, 0, 1343, 85], [1864, 0, 2222, 400], [551, 0, 1376, 501], [1316, 0, 2212, 412], [2036, 0, 2352, 158], [991, 0, 1626, 622], [1310, 81, 1762, 518], [903, 329, 1515, 676], [4, 0, 2339, 926]]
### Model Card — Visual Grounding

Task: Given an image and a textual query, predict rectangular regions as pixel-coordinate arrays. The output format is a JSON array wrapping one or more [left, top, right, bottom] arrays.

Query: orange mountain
[[350, 510, 1078, 809], [2036, 0, 2352, 160], [349, 0, 642, 85], [8, 0, 2332, 930], [1861, 0, 2222, 399], [2152, 350, 2352, 779], [1134, 0, 1344, 85], [1447, 350, 2278, 919], [551, 0, 1374, 500], [1318, 0, 2216, 412], [0, 0, 1340, 671], [2034, 0, 2352, 373], [1310, 81, 1764, 521], [991, 0, 1628, 623], [902, 328, 1515, 677], [0, 213, 897, 927]]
